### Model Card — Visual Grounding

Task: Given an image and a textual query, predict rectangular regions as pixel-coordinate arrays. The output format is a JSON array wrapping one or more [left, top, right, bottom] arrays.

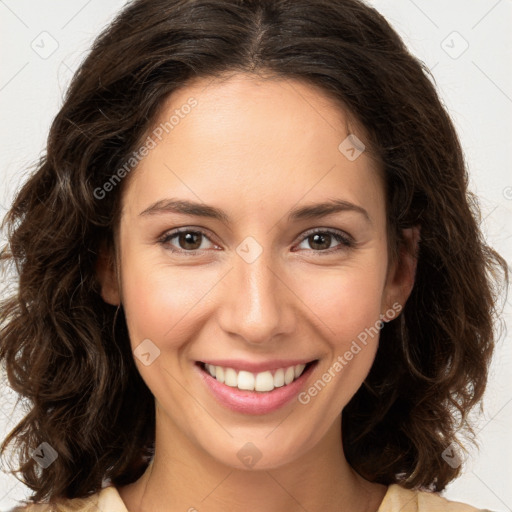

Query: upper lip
[[198, 359, 317, 373]]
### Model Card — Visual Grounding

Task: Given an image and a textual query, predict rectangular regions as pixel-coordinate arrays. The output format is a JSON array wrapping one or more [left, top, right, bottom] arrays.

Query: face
[[99, 72, 416, 470]]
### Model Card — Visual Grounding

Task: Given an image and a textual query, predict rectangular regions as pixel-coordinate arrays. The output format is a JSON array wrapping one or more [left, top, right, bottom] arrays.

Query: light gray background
[[0, 0, 511, 510]]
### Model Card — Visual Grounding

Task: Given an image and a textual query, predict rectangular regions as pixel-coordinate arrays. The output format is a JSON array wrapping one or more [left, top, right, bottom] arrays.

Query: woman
[[0, 0, 507, 511]]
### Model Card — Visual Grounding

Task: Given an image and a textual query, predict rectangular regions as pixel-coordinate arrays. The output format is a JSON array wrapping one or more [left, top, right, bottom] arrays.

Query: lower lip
[[196, 362, 317, 415]]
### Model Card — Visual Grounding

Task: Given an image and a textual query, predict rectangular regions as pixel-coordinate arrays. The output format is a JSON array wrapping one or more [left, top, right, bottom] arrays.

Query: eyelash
[[158, 227, 355, 256]]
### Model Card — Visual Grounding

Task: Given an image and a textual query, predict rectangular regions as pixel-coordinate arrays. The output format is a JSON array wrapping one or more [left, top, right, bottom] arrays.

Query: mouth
[[198, 360, 316, 392], [195, 359, 318, 415]]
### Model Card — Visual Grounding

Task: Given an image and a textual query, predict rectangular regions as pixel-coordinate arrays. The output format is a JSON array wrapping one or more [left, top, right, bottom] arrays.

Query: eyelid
[[294, 227, 355, 248], [158, 226, 220, 252]]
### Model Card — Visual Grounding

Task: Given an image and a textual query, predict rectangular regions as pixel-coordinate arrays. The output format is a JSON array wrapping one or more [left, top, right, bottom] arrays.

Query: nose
[[217, 245, 296, 346]]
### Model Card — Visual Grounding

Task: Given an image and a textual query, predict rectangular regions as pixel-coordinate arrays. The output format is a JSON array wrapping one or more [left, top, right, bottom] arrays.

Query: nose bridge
[[219, 238, 293, 344]]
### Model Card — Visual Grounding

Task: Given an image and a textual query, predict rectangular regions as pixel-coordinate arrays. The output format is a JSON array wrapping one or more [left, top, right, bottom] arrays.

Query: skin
[[97, 72, 419, 512]]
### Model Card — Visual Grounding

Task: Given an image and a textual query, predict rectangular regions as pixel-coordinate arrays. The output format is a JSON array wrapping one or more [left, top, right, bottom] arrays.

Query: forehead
[[123, 73, 385, 228]]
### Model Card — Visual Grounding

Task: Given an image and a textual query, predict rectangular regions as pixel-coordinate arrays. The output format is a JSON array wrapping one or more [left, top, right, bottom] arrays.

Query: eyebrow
[[139, 198, 372, 225]]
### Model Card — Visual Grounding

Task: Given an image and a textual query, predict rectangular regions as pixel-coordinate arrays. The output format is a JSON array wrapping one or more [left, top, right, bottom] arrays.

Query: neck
[[119, 409, 387, 512]]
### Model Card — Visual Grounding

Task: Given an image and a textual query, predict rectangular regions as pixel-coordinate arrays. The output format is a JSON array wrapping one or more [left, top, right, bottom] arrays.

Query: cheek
[[119, 248, 219, 347], [293, 258, 386, 342], [292, 259, 386, 411]]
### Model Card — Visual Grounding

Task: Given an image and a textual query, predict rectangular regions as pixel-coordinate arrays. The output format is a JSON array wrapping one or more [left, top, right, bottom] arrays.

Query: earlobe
[[95, 243, 121, 306], [382, 226, 421, 319]]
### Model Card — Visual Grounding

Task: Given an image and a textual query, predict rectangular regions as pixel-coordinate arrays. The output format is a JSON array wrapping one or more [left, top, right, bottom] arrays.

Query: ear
[[381, 226, 420, 320], [95, 241, 121, 306]]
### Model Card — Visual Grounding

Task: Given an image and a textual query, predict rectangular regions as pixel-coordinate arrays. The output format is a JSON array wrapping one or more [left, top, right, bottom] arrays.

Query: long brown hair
[[1, 0, 508, 505]]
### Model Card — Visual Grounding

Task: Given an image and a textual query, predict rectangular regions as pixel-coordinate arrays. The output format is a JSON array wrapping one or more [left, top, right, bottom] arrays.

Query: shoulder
[[379, 484, 495, 512], [7, 486, 127, 512]]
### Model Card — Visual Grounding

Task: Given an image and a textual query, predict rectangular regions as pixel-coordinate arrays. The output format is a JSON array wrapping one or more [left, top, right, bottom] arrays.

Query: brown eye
[[295, 229, 354, 254], [308, 233, 333, 251], [177, 232, 203, 250], [160, 228, 216, 254]]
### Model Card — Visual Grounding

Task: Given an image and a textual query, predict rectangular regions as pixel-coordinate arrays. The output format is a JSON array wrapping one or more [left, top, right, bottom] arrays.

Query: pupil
[[311, 233, 330, 250], [180, 232, 201, 250]]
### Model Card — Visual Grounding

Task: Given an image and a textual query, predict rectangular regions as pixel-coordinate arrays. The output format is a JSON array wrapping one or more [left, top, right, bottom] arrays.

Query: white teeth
[[215, 366, 225, 383], [294, 364, 306, 378], [206, 364, 216, 377], [255, 371, 274, 392], [237, 370, 255, 391], [224, 368, 238, 387], [284, 366, 295, 385], [204, 362, 309, 392], [273, 368, 285, 387]]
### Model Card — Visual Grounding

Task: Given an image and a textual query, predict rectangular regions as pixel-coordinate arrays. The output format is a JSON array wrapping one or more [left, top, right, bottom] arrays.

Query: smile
[[196, 360, 318, 415], [203, 362, 310, 392]]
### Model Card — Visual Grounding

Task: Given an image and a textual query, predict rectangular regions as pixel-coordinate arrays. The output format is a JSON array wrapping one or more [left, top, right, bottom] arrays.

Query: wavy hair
[[0, 0, 508, 505]]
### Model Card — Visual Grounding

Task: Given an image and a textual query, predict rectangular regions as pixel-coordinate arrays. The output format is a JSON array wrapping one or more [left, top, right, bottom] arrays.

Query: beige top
[[10, 483, 493, 512]]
